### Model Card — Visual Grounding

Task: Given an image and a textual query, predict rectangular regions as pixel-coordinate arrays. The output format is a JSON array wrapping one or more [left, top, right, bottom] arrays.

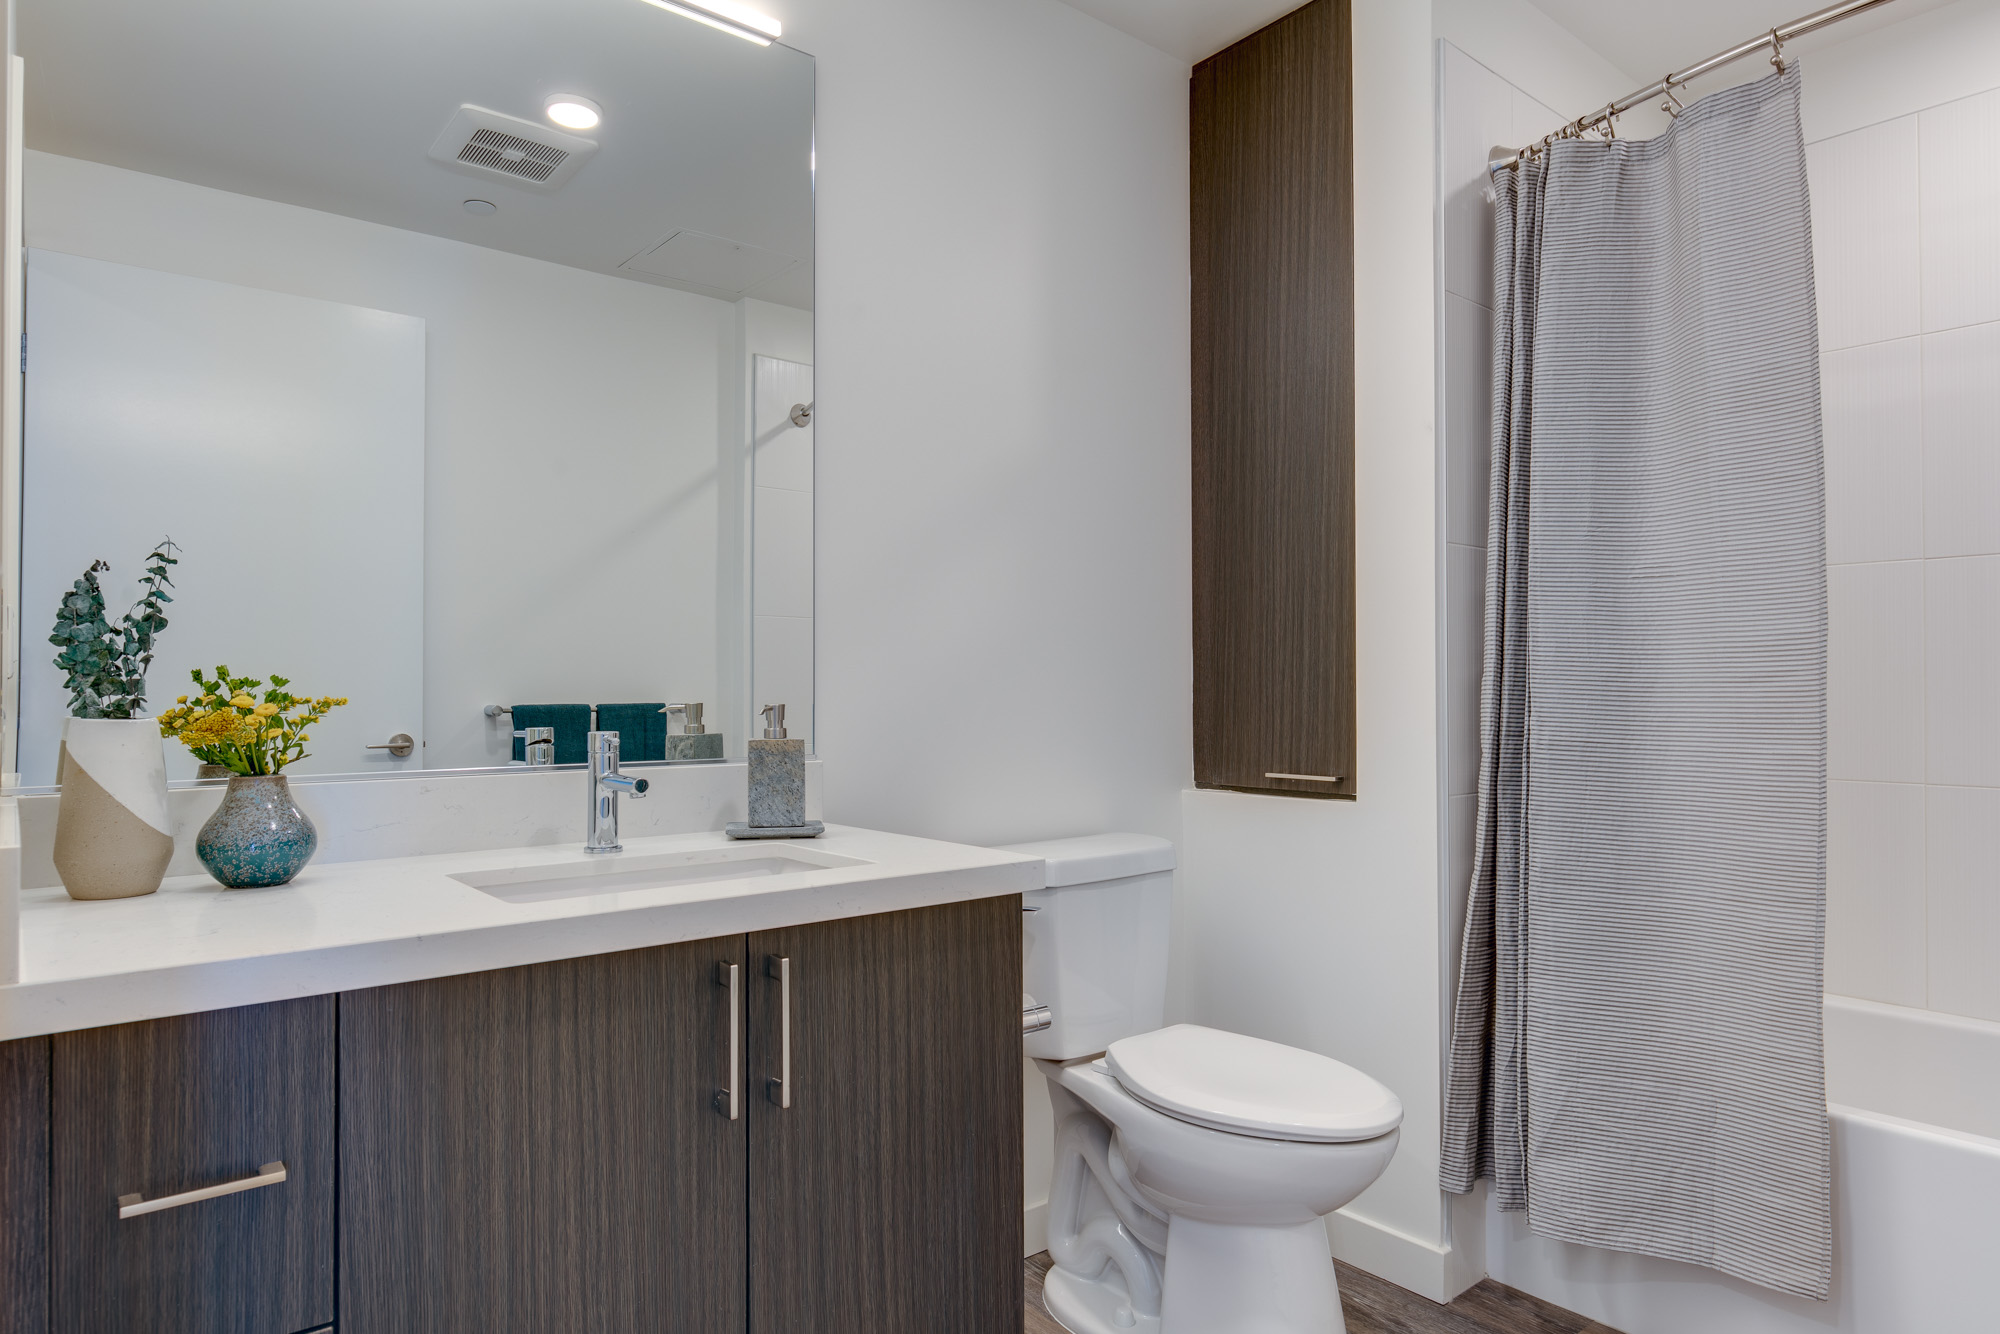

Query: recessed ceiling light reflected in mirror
[[544, 94, 603, 131], [638, 0, 782, 46]]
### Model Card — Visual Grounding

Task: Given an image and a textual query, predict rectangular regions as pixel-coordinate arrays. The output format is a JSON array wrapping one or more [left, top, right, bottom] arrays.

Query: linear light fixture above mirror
[[638, 0, 783, 45]]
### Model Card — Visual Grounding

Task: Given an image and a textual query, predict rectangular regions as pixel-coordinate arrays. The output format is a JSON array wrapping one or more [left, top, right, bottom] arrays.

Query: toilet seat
[[1104, 1025, 1403, 1143]]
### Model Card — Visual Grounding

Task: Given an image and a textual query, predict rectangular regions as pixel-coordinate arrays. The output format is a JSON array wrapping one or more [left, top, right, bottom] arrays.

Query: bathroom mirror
[[3, 0, 814, 786]]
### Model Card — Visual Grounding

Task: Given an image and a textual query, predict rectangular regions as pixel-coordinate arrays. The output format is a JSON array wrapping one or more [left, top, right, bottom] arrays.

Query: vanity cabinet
[[0, 1036, 49, 1334], [49, 997, 336, 1334], [748, 897, 1022, 1334], [338, 937, 748, 1332], [0, 895, 1022, 1334]]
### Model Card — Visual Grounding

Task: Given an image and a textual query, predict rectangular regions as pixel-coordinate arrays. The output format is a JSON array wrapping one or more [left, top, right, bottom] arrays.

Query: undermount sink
[[451, 844, 871, 904]]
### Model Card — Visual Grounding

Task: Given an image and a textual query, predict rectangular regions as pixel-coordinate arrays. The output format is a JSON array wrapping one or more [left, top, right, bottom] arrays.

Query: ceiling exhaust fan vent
[[426, 105, 598, 192], [461, 127, 567, 182]]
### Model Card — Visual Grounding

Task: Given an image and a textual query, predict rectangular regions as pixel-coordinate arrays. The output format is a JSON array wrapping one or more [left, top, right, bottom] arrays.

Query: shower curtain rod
[[1488, 0, 1903, 171]]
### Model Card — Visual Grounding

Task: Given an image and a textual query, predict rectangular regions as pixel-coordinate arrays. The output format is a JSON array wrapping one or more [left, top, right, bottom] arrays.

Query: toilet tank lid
[[990, 833, 1175, 887]]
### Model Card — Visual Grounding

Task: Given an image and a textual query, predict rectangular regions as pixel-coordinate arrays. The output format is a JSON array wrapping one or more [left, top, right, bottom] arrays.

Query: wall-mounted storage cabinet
[[0, 897, 1022, 1334], [1191, 0, 1357, 799]]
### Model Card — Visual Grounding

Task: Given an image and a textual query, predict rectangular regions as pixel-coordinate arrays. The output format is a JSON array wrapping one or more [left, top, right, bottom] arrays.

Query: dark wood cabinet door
[[1191, 0, 1357, 799], [0, 1036, 49, 1334], [50, 997, 335, 1334], [746, 897, 1022, 1334], [338, 939, 748, 1333]]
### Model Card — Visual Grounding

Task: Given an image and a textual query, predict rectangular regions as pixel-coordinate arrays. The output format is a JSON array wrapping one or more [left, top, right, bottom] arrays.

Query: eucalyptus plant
[[49, 539, 179, 718]]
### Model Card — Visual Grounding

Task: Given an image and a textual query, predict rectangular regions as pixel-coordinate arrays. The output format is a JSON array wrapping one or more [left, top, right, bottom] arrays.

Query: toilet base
[[1043, 1262, 1164, 1334], [1158, 1216, 1345, 1334]]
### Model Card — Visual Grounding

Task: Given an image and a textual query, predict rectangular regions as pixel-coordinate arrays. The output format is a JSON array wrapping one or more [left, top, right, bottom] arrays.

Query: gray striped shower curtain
[[1440, 66, 1831, 1299]]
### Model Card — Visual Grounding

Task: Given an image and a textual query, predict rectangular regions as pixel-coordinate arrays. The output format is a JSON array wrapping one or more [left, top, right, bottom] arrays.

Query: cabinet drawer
[[51, 997, 335, 1334]]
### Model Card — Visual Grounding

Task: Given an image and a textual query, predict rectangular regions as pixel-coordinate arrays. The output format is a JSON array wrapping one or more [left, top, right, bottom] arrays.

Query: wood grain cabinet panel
[[49, 998, 335, 1334], [1191, 0, 1357, 799], [0, 1036, 49, 1334], [746, 897, 1023, 1334], [338, 939, 748, 1334]]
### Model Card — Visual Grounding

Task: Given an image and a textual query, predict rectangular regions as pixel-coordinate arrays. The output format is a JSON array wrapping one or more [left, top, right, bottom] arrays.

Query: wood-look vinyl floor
[[1024, 1252, 1627, 1334]]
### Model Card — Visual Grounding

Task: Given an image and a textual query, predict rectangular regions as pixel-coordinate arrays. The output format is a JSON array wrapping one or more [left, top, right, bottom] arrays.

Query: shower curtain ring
[[1770, 29, 1787, 72], [1662, 81, 1684, 119]]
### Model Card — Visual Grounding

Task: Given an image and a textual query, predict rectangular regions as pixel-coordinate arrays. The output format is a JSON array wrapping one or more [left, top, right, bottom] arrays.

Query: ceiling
[[1055, 0, 1962, 73], [19, 0, 816, 310], [1052, 0, 1307, 64], [1528, 0, 1962, 86]]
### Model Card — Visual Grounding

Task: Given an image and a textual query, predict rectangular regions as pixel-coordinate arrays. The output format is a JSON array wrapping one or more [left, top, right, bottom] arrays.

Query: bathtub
[[1483, 994, 2000, 1334], [1820, 995, 2000, 1333]]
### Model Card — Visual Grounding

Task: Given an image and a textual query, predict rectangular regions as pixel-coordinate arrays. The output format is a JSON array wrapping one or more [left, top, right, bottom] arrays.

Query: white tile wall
[[1822, 338, 1923, 564], [1446, 542, 1485, 799], [1921, 323, 2000, 557], [1924, 556, 2000, 789], [1806, 116, 1923, 351], [1826, 780, 1928, 1007], [1813, 87, 2000, 1022], [1440, 44, 1513, 305], [1444, 294, 1493, 549], [1919, 86, 2000, 334], [1925, 784, 2000, 1020], [1437, 45, 1541, 954], [1828, 561, 1926, 783]]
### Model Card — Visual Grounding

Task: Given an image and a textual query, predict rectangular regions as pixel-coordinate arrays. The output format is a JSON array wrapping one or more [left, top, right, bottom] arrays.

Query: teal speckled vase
[[195, 774, 318, 888]]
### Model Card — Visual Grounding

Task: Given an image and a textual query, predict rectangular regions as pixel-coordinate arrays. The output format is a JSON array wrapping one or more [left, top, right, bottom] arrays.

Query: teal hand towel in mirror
[[595, 703, 667, 762], [511, 704, 592, 764]]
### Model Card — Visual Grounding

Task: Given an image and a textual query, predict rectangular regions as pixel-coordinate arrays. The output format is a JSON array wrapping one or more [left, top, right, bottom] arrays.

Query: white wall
[[773, 0, 1191, 1260], [23, 151, 735, 771], [787, 0, 1191, 849]]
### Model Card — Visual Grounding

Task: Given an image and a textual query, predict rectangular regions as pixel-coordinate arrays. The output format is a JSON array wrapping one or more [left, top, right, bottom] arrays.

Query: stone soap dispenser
[[726, 704, 823, 839]]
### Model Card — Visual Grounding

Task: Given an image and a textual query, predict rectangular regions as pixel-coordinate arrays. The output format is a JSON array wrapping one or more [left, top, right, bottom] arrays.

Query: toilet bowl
[[999, 835, 1403, 1334]]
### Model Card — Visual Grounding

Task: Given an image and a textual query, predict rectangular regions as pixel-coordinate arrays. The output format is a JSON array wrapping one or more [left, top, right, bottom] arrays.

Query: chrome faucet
[[585, 731, 649, 853]]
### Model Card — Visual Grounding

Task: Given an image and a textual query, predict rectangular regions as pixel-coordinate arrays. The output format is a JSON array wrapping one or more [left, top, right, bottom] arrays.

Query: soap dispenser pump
[[726, 704, 821, 839], [662, 702, 724, 761]]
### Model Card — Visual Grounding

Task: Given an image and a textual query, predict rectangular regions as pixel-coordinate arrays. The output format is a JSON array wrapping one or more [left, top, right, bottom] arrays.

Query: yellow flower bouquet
[[157, 665, 348, 776]]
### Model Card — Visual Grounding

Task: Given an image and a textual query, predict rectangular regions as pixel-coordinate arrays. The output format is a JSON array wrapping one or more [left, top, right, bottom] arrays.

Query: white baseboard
[[1024, 1198, 1048, 1259], [1327, 1207, 1480, 1304]]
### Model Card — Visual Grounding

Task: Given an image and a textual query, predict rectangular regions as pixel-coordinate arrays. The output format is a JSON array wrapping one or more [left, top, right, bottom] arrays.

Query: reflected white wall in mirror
[[7, 0, 813, 783], [754, 353, 815, 752], [20, 249, 426, 786]]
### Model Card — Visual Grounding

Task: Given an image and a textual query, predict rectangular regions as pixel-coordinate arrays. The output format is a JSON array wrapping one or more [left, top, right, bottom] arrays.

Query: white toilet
[[1003, 834, 1402, 1334]]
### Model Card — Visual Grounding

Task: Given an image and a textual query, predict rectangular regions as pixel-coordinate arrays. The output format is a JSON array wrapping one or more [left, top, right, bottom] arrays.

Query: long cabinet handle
[[118, 1161, 286, 1219], [766, 954, 791, 1109], [715, 961, 740, 1121]]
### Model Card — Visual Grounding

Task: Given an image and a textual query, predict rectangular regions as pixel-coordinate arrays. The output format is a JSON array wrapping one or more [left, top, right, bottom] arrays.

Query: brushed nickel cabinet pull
[[715, 961, 740, 1120], [766, 955, 791, 1109], [118, 1161, 286, 1219], [1264, 772, 1344, 783]]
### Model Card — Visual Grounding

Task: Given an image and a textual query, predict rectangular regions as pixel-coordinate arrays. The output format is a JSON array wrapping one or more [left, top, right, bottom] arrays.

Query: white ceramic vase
[[53, 716, 174, 901]]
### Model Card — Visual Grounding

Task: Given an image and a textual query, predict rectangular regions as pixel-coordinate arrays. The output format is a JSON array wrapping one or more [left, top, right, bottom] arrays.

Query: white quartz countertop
[[0, 825, 1041, 1040]]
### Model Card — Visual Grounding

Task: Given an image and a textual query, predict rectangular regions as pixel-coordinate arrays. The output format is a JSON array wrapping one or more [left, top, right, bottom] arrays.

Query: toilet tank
[[995, 833, 1176, 1061]]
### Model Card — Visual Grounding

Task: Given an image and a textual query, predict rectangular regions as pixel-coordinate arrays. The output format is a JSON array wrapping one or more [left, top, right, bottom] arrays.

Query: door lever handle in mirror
[[366, 734, 416, 757]]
